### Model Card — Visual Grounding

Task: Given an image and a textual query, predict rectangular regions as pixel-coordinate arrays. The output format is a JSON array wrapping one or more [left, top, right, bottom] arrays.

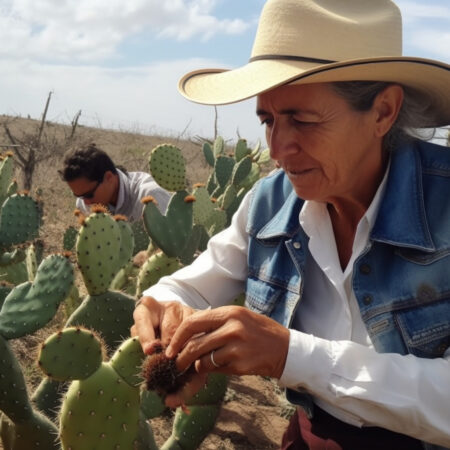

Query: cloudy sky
[[0, 0, 448, 146]]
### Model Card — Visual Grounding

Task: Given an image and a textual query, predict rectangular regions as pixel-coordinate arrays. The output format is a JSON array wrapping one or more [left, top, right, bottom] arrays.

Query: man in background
[[59, 143, 170, 221]]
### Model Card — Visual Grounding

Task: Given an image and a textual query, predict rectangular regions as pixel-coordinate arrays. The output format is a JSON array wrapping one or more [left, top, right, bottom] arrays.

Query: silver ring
[[210, 350, 220, 368]]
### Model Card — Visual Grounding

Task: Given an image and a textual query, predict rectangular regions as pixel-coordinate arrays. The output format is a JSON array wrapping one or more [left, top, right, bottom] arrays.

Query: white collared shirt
[[144, 169, 450, 447]]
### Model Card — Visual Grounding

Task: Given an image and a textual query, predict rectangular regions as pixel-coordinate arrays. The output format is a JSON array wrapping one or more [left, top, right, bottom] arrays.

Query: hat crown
[[251, 0, 402, 62]]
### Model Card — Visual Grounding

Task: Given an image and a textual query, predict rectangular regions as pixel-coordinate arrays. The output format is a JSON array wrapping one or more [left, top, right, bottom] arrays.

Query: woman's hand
[[166, 305, 290, 379], [131, 296, 196, 354], [132, 296, 208, 408]]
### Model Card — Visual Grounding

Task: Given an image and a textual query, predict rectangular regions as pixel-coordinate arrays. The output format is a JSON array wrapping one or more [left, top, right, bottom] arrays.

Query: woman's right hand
[[131, 296, 196, 355]]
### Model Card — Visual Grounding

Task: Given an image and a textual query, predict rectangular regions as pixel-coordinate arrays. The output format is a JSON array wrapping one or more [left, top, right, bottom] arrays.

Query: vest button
[[293, 242, 301, 249], [363, 295, 373, 305], [360, 263, 371, 274]]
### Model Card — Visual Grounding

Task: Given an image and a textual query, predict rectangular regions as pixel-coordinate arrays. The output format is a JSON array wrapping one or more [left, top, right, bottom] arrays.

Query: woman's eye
[[293, 117, 315, 126]]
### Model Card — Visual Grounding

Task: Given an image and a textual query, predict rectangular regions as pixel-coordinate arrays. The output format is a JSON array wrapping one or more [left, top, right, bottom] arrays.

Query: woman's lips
[[286, 168, 314, 177]]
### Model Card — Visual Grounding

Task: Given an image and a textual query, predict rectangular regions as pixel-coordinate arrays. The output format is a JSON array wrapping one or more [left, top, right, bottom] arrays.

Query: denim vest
[[245, 139, 450, 450]]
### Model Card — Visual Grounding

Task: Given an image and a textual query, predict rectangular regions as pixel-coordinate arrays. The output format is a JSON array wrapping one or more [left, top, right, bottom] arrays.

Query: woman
[[133, 0, 450, 448]]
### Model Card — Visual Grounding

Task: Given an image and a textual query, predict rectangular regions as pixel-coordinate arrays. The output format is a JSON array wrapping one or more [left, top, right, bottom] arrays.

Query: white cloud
[[0, 57, 264, 144], [406, 28, 450, 60], [1, 0, 250, 62], [396, 0, 450, 22]]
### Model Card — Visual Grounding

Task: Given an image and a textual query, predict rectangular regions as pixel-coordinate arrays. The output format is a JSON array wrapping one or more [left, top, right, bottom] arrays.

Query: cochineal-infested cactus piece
[[0, 254, 74, 339], [76, 206, 122, 296], [38, 328, 156, 450], [142, 191, 193, 258], [136, 252, 182, 297], [149, 144, 186, 192], [0, 194, 41, 247], [38, 327, 105, 382], [142, 341, 194, 398], [142, 344, 227, 450]]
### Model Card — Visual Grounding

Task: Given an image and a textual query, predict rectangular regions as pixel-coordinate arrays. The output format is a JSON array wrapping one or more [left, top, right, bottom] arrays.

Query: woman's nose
[[268, 122, 298, 161]]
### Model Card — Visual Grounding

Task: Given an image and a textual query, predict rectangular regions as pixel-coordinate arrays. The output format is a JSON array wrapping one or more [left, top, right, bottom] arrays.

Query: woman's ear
[[372, 84, 404, 138]]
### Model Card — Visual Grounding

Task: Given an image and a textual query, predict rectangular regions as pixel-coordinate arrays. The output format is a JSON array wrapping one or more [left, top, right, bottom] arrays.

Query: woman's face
[[257, 83, 385, 205]]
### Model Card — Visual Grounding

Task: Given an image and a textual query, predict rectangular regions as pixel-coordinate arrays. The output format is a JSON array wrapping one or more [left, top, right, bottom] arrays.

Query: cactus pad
[[149, 144, 186, 192], [0, 254, 74, 339], [0, 194, 41, 247], [38, 327, 104, 381], [142, 191, 193, 258], [76, 211, 122, 296]]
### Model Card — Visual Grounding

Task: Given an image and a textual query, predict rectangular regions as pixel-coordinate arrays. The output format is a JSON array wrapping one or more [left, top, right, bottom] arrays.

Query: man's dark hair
[[59, 144, 119, 182]]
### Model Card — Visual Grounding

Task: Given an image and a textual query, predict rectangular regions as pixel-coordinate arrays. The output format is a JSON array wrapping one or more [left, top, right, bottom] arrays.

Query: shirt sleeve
[[142, 192, 251, 308], [280, 330, 450, 447]]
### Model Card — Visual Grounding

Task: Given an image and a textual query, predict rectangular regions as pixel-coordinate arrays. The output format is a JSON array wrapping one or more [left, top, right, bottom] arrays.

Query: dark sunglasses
[[75, 180, 102, 199]]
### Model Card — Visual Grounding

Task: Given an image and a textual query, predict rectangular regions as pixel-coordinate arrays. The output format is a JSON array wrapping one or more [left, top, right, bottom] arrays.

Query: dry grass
[[0, 115, 281, 450]]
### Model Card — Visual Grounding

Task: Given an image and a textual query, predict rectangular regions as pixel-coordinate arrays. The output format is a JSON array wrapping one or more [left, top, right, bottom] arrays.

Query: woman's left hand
[[165, 305, 290, 379]]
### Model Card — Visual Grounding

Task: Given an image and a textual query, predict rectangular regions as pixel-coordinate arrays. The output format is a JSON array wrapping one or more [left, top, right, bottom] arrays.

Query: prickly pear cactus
[[0, 253, 75, 450], [149, 144, 186, 192], [142, 192, 193, 259], [33, 208, 137, 420], [38, 328, 158, 450], [63, 225, 78, 251], [76, 205, 122, 295], [0, 194, 41, 248], [136, 251, 182, 298], [0, 254, 75, 339], [115, 214, 135, 269]]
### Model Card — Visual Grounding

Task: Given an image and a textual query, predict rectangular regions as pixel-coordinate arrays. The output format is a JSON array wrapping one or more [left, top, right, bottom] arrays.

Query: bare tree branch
[[38, 91, 53, 143], [213, 106, 218, 140], [69, 110, 82, 142]]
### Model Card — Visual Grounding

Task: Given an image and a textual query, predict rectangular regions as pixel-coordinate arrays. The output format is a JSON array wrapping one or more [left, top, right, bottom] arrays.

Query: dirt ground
[[151, 375, 292, 449]]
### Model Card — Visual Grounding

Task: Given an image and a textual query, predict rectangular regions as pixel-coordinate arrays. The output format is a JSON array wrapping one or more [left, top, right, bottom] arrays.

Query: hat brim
[[179, 56, 450, 127]]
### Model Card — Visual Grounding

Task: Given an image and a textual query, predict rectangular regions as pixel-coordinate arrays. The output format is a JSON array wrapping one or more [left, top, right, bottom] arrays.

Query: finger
[[195, 348, 227, 374], [159, 303, 188, 347], [166, 308, 227, 358], [133, 297, 161, 354]]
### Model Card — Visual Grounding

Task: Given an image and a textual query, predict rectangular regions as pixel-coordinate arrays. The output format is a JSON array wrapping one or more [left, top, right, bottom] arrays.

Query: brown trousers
[[281, 406, 423, 450]]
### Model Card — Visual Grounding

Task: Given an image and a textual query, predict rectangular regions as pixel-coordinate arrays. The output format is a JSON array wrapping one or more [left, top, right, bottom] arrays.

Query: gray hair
[[330, 81, 437, 151]]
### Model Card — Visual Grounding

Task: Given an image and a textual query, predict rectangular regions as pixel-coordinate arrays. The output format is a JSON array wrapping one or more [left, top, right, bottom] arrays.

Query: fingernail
[[165, 346, 174, 358], [143, 343, 153, 355]]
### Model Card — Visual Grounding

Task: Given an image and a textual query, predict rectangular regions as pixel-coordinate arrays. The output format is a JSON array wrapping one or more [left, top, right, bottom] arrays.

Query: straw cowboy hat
[[178, 0, 450, 127]]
